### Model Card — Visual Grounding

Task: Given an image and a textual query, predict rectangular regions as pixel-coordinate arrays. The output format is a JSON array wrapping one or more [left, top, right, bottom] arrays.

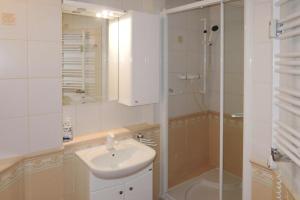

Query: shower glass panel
[[223, 0, 244, 200], [167, 3, 222, 200]]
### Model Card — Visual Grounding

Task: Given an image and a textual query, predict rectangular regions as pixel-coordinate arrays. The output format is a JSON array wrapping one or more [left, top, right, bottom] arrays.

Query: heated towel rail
[[271, 0, 300, 167], [62, 30, 99, 98]]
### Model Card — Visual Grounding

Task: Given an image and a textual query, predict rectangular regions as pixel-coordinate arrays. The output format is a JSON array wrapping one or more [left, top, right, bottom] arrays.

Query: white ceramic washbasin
[[75, 138, 156, 179]]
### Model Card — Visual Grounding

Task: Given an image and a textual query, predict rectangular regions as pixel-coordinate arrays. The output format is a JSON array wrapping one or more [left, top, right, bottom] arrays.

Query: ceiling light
[[109, 12, 114, 17], [96, 12, 102, 18], [102, 10, 109, 18]]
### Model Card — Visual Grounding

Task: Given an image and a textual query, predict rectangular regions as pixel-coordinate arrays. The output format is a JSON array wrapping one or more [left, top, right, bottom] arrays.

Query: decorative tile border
[[0, 162, 23, 192], [251, 165, 273, 187], [24, 153, 64, 174], [251, 162, 298, 200], [169, 111, 243, 128]]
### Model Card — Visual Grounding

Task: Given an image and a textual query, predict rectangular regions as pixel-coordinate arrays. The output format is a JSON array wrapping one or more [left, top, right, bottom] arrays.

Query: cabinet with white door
[[75, 159, 153, 200], [118, 11, 160, 106]]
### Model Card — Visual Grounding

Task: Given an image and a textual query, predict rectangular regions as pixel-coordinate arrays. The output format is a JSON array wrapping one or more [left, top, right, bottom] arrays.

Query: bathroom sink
[[75, 138, 156, 179]]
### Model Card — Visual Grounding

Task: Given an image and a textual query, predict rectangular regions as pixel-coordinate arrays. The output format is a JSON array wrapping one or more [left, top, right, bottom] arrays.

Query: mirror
[[62, 1, 123, 105]]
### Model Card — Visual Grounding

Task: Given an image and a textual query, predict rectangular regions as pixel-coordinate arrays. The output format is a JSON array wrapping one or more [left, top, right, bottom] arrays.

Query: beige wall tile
[[223, 119, 243, 177], [24, 166, 63, 200], [209, 114, 220, 167], [169, 112, 243, 188], [168, 113, 213, 187], [186, 117, 209, 172], [0, 177, 24, 200], [169, 121, 187, 187], [153, 162, 160, 200], [252, 179, 272, 200]]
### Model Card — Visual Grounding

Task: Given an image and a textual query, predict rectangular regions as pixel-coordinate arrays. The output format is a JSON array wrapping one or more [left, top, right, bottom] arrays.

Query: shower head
[[208, 25, 219, 46], [211, 25, 219, 32]]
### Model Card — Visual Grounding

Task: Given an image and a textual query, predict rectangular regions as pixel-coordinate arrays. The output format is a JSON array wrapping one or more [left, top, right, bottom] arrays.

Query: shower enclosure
[[161, 1, 244, 200]]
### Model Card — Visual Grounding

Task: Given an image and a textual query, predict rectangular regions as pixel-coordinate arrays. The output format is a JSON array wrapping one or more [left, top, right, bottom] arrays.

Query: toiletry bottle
[[63, 117, 73, 142]]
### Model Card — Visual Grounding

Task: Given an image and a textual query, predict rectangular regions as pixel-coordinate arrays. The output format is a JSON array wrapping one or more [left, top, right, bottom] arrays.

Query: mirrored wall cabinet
[[62, 1, 160, 106]]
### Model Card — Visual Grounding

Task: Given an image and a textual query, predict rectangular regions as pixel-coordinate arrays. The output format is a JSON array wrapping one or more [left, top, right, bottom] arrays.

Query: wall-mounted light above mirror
[[63, 0, 125, 19]]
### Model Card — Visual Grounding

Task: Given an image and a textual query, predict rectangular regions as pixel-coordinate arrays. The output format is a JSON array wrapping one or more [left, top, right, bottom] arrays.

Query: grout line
[[26, 0, 31, 156], [0, 77, 61, 80]]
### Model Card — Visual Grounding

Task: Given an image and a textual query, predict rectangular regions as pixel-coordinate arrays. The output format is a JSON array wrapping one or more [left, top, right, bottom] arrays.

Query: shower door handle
[[231, 113, 243, 118]]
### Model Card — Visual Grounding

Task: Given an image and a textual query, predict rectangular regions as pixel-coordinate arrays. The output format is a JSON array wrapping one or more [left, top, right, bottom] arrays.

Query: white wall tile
[[207, 91, 220, 112], [0, 117, 29, 159], [168, 12, 188, 30], [0, 0, 27, 40], [252, 43, 272, 84], [141, 0, 156, 12], [0, 0, 62, 157], [224, 73, 244, 95], [140, 104, 155, 123], [28, 41, 61, 78], [29, 79, 61, 115], [165, 0, 195, 9], [29, 113, 62, 153], [0, 40, 27, 79], [185, 93, 202, 113], [253, 2, 272, 43], [252, 83, 272, 122], [208, 69, 220, 93], [28, 3, 61, 41], [168, 94, 187, 118], [169, 73, 186, 94], [62, 105, 77, 135], [76, 103, 101, 135], [187, 9, 208, 32], [169, 52, 187, 73], [168, 28, 188, 52], [28, 0, 61, 6], [224, 94, 243, 114], [80, 0, 122, 9], [187, 52, 204, 73], [187, 30, 203, 53], [123, 0, 142, 11], [99, 101, 143, 131], [63, 102, 155, 136], [0, 79, 27, 119], [251, 120, 272, 164]]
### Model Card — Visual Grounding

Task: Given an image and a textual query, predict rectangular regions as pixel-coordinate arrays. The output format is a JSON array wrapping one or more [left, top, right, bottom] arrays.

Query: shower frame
[[159, 0, 250, 200]]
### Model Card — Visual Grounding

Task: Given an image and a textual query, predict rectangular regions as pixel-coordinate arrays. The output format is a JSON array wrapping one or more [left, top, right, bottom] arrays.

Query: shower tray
[[166, 169, 242, 200]]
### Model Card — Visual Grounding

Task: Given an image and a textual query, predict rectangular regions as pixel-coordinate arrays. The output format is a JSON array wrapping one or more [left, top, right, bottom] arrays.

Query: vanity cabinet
[[124, 171, 152, 200], [75, 159, 153, 200], [118, 11, 160, 106], [91, 185, 124, 200]]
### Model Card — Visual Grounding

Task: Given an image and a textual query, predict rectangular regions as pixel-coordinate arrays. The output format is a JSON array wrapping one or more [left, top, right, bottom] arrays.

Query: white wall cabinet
[[118, 11, 160, 106]]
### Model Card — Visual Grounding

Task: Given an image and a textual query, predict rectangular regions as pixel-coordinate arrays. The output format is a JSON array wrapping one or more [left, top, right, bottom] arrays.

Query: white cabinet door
[[124, 172, 152, 200], [118, 11, 160, 106], [91, 185, 125, 200]]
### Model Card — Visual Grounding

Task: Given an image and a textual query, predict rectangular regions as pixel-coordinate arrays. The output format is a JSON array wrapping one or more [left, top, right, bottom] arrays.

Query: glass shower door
[[223, 0, 244, 200], [166, 3, 222, 200]]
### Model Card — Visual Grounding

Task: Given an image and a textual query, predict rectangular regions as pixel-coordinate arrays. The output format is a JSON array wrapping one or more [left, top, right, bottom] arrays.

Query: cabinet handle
[[129, 187, 133, 191], [119, 191, 123, 195]]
